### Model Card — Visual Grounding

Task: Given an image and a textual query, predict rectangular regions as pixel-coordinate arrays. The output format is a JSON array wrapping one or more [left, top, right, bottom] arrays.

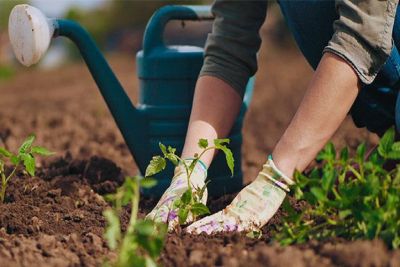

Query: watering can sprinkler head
[[8, 4, 55, 67]]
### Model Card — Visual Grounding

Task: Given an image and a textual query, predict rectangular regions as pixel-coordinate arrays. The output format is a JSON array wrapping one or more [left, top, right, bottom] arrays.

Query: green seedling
[[276, 127, 400, 249], [145, 138, 234, 225], [0, 134, 53, 203], [103, 176, 167, 267]]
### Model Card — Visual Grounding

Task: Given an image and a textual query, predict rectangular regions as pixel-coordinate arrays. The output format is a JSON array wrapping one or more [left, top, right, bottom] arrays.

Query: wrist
[[267, 154, 294, 183], [272, 132, 319, 177], [271, 143, 299, 178]]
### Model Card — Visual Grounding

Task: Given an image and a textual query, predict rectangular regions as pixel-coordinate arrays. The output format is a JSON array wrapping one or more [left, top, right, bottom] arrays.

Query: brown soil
[[0, 156, 399, 267], [0, 156, 117, 267], [0, 6, 394, 267]]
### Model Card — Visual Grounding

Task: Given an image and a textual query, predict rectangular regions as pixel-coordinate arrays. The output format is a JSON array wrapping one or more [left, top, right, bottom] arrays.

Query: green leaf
[[173, 198, 182, 209], [378, 127, 395, 157], [140, 177, 157, 189], [103, 209, 121, 250], [0, 147, 11, 158], [221, 146, 234, 176], [392, 235, 400, 249], [164, 145, 179, 165], [31, 146, 54, 156], [197, 181, 209, 201], [21, 153, 35, 176], [338, 209, 352, 220], [188, 159, 198, 173], [18, 134, 35, 154], [103, 193, 116, 204], [340, 147, 349, 163], [214, 138, 230, 146], [120, 177, 137, 206], [317, 142, 336, 161], [394, 167, 400, 187], [356, 143, 366, 162], [279, 237, 295, 246], [145, 257, 158, 267], [167, 146, 176, 154], [165, 153, 179, 166], [368, 150, 382, 165], [136, 221, 167, 259], [387, 150, 400, 160], [321, 167, 336, 192], [178, 208, 189, 225], [214, 139, 234, 176], [310, 187, 327, 202], [191, 203, 210, 216], [303, 191, 317, 205], [145, 156, 166, 177], [126, 255, 146, 267], [181, 189, 192, 205], [327, 142, 336, 159], [10, 155, 19, 165], [281, 198, 296, 217], [159, 142, 167, 155], [198, 139, 208, 149], [136, 220, 156, 236], [392, 141, 400, 151]]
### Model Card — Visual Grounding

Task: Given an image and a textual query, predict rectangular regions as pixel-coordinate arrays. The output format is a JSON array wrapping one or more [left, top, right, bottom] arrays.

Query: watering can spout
[[8, 4, 146, 164]]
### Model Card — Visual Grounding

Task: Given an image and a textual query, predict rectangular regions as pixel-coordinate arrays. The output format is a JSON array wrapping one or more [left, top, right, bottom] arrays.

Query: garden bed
[[0, 155, 399, 267]]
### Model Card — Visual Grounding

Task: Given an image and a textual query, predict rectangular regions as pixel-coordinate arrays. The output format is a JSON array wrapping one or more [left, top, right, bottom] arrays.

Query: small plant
[[0, 134, 53, 203], [103, 138, 233, 265], [145, 138, 234, 225], [103, 176, 167, 267], [276, 127, 400, 248]]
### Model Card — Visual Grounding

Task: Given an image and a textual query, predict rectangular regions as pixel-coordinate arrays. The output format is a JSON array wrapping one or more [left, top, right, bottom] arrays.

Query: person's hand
[[186, 156, 293, 235], [145, 160, 207, 231]]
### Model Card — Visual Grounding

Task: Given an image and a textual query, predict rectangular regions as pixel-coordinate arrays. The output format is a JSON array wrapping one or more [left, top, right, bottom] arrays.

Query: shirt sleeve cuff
[[199, 56, 250, 99], [323, 29, 392, 85]]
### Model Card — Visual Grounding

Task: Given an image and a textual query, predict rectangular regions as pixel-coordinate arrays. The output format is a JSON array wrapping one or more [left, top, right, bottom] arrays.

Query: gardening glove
[[186, 155, 294, 235], [145, 159, 208, 231]]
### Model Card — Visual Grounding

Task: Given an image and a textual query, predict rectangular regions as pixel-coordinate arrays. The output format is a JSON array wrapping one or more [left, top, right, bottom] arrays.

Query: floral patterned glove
[[145, 159, 207, 231], [186, 155, 294, 235]]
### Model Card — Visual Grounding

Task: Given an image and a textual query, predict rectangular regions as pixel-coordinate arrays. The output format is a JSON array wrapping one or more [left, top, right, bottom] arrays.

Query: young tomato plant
[[145, 138, 234, 225], [0, 134, 53, 203], [276, 127, 400, 249], [103, 176, 167, 267]]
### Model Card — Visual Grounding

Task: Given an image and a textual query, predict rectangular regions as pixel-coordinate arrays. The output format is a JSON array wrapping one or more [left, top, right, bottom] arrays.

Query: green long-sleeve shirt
[[199, 0, 399, 98]]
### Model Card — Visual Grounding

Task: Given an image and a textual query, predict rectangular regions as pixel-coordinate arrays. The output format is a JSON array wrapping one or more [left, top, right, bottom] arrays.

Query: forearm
[[272, 52, 361, 177], [184, 0, 266, 167], [181, 76, 242, 166]]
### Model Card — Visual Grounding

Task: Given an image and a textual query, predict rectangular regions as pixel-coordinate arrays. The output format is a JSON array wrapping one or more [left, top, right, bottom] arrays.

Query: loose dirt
[[0, 155, 399, 267]]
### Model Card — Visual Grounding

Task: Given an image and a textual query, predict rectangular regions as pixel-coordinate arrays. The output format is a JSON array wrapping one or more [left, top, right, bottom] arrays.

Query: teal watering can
[[8, 4, 255, 197]]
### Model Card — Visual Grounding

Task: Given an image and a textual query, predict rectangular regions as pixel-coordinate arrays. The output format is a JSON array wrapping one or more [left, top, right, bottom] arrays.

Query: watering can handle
[[143, 5, 213, 54]]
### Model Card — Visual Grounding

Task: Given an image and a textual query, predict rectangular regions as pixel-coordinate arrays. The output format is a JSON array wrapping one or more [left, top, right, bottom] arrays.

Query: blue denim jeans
[[278, 0, 400, 136]]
